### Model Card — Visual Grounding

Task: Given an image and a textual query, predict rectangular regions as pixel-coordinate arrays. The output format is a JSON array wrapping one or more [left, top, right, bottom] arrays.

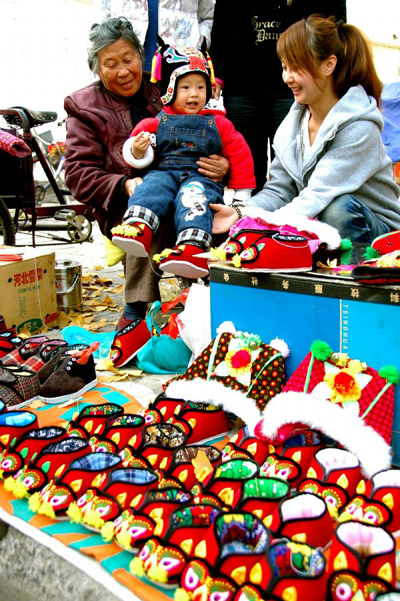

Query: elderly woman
[[64, 17, 227, 330]]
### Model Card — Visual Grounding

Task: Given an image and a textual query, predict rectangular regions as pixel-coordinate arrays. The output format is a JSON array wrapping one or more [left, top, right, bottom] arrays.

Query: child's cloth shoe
[[155, 244, 209, 279], [109, 319, 151, 367], [1, 335, 49, 366], [0, 366, 40, 409], [111, 222, 152, 257], [238, 233, 312, 273], [38, 343, 99, 404]]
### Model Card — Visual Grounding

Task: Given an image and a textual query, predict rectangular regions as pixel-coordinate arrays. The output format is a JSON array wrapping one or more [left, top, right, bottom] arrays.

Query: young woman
[[212, 15, 400, 243]]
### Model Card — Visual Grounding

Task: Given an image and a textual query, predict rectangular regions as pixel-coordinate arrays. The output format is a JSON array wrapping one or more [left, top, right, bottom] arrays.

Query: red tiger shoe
[[109, 319, 151, 368], [111, 222, 152, 258], [238, 232, 313, 273], [0, 330, 22, 359], [212, 228, 277, 261], [155, 244, 209, 279]]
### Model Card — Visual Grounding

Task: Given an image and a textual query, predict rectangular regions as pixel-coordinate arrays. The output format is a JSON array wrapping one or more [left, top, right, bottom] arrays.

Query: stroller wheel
[[66, 214, 93, 243]]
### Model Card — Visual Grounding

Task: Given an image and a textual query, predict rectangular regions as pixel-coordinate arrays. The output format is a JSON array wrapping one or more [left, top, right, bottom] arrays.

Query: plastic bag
[[135, 301, 192, 374], [175, 283, 211, 357]]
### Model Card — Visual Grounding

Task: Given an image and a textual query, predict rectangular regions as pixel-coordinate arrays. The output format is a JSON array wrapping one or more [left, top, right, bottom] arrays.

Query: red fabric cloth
[[0, 130, 31, 158]]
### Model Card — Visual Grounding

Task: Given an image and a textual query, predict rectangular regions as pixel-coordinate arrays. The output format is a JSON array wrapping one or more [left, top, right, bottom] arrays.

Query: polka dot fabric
[[170, 332, 286, 413]]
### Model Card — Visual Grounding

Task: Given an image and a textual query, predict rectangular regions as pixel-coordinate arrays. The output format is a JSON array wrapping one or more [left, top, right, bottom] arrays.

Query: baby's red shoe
[[155, 244, 209, 279], [111, 222, 152, 257]]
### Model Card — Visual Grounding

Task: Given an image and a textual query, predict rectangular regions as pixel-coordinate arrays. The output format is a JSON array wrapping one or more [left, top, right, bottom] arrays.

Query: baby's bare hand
[[132, 132, 151, 158]]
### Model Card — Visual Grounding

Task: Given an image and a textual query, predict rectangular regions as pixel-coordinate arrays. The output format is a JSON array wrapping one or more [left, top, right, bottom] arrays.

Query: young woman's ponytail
[[277, 15, 383, 104], [334, 20, 382, 104]]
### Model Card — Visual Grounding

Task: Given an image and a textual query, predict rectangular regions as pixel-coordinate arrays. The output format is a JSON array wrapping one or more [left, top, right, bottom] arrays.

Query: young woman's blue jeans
[[318, 195, 391, 243]]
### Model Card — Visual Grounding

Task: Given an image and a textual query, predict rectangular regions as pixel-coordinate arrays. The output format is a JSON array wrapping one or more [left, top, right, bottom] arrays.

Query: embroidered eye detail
[[129, 525, 151, 539], [184, 566, 201, 590], [23, 475, 36, 487], [2, 457, 17, 470], [331, 574, 357, 601], [139, 539, 157, 561], [96, 502, 113, 517], [277, 467, 291, 479], [240, 246, 258, 261], [322, 491, 341, 507], [224, 241, 242, 255], [363, 508, 381, 524], [159, 556, 181, 572], [51, 493, 69, 507], [334, 582, 353, 601], [210, 591, 232, 601]]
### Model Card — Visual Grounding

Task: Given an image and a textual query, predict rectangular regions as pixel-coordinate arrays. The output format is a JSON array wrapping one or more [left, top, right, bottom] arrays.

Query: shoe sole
[[112, 235, 149, 258], [160, 259, 209, 279], [5, 395, 38, 410], [38, 378, 98, 404]]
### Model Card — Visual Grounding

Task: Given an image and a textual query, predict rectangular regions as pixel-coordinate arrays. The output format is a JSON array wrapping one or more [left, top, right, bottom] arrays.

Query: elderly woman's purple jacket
[[64, 73, 162, 235]]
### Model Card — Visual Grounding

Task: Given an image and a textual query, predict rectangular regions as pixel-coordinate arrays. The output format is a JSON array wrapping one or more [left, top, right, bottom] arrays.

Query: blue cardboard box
[[210, 263, 400, 465]]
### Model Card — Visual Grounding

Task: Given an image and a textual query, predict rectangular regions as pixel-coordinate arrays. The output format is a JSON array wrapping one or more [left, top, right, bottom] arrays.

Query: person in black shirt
[[210, 1, 347, 192]]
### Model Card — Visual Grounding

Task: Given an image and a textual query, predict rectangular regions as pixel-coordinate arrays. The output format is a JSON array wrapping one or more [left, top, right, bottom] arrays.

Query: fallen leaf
[[58, 311, 70, 329], [99, 374, 134, 383], [111, 285, 124, 294], [96, 358, 119, 372], [29, 399, 46, 409]]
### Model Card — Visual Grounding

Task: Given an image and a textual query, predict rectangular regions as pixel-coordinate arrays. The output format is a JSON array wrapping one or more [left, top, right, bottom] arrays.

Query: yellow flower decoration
[[324, 368, 362, 404], [347, 359, 363, 374]]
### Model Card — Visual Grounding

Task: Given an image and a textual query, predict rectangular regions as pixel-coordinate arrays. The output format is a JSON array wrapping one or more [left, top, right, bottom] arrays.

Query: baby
[[111, 40, 255, 279]]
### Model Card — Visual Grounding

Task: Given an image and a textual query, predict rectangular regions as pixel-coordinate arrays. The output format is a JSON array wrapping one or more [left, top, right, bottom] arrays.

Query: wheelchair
[[0, 106, 94, 247]]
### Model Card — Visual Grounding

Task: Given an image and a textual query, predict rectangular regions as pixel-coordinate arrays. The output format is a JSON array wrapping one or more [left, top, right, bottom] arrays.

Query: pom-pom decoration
[[269, 337, 290, 358], [379, 365, 400, 385], [340, 238, 353, 252], [311, 340, 333, 361]]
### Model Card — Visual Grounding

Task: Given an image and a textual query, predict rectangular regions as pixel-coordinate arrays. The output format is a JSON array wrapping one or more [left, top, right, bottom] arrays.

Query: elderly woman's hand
[[124, 177, 144, 197], [197, 154, 229, 183]]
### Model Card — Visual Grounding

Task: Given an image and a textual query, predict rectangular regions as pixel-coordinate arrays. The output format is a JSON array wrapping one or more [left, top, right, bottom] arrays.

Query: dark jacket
[[64, 73, 162, 235], [210, 0, 347, 97]]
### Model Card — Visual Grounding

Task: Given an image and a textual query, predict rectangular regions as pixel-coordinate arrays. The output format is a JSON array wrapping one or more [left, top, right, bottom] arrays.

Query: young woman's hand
[[197, 154, 229, 182], [210, 203, 239, 234]]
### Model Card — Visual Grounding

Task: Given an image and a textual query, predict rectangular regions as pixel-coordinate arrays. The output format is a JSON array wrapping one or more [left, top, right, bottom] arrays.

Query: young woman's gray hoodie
[[248, 85, 400, 230]]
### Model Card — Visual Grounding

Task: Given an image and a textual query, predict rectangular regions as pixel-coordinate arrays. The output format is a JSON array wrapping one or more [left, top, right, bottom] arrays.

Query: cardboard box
[[210, 262, 400, 466], [0, 247, 58, 333]]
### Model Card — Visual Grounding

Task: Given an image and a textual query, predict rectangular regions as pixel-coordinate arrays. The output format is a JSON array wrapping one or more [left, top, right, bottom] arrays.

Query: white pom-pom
[[269, 337, 290, 358], [216, 321, 236, 334]]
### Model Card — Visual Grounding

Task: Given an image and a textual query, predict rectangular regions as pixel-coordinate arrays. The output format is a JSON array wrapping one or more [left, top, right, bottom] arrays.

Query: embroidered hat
[[254, 341, 398, 478], [150, 36, 215, 106], [165, 323, 289, 432]]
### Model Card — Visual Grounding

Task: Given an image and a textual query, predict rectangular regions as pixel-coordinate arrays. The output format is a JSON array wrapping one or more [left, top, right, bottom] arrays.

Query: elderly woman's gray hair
[[88, 17, 144, 75]]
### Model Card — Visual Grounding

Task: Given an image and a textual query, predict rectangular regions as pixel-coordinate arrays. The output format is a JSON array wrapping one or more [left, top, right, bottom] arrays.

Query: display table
[[209, 258, 400, 465]]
